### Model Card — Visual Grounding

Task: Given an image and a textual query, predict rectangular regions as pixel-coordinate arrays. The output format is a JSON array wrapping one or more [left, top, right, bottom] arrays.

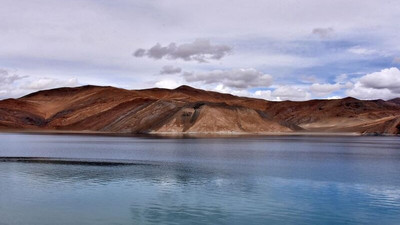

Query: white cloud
[[183, 68, 272, 89], [359, 67, 400, 92], [310, 82, 352, 97], [21, 77, 79, 90], [346, 67, 400, 99], [326, 95, 342, 100], [212, 84, 311, 102], [160, 65, 182, 74], [347, 46, 376, 55], [134, 39, 232, 63], [272, 85, 311, 101], [346, 82, 397, 100], [393, 57, 400, 64], [154, 79, 181, 89], [254, 90, 273, 100], [213, 84, 275, 100]]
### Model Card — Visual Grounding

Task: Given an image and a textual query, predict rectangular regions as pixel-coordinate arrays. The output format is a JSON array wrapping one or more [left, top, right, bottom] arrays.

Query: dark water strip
[[0, 156, 154, 166]]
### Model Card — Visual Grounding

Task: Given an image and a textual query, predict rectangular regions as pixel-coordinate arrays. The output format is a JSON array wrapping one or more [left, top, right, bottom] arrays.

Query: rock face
[[0, 85, 399, 135]]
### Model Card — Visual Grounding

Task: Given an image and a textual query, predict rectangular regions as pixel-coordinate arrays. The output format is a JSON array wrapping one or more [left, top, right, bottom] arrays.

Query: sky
[[1, 0, 400, 101]]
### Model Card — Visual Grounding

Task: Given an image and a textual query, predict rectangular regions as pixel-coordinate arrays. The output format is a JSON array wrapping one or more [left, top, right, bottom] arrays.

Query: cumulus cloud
[[272, 86, 311, 101], [134, 39, 232, 63], [326, 95, 342, 100], [160, 65, 182, 74], [346, 82, 397, 100], [213, 84, 275, 100], [154, 79, 181, 89], [347, 46, 376, 55], [183, 68, 273, 89], [21, 77, 79, 90], [310, 82, 352, 97], [213, 84, 312, 102], [358, 67, 400, 92], [346, 67, 400, 99], [312, 27, 334, 38], [254, 90, 273, 100]]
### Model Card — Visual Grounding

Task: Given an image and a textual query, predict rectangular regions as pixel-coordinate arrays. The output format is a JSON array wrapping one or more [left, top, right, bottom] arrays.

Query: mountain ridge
[[0, 85, 399, 135]]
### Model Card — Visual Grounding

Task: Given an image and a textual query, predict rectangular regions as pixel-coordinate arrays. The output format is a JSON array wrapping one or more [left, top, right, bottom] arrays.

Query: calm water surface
[[0, 133, 400, 225]]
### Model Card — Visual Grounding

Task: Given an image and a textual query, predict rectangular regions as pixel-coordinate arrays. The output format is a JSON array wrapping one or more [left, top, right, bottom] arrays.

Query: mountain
[[389, 98, 400, 106], [0, 85, 399, 135]]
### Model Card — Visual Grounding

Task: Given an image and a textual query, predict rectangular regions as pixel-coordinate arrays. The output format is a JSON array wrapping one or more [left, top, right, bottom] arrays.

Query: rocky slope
[[0, 85, 399, 135]]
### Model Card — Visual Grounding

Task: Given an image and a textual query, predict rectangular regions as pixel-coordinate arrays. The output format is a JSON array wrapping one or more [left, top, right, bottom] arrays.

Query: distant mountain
[[0, 85, 399, 135], [389, 98, 400, 105]]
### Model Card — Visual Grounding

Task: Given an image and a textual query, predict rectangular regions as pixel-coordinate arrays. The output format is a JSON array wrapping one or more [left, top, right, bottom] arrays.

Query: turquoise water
[[0, 134, 400, 224]]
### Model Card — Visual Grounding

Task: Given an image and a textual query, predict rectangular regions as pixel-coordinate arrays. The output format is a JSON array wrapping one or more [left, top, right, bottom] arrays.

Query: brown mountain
[[0, 85, 399, 135]]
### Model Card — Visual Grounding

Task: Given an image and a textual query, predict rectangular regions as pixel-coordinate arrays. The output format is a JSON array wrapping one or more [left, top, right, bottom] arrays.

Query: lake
[[0, 133, 400, 225]]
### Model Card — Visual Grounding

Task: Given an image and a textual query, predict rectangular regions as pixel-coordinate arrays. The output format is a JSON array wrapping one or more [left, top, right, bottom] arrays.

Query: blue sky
[[1, 0, 400, 100]]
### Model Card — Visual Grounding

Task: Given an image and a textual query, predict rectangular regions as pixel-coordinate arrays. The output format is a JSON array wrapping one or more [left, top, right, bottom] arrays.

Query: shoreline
[[0, 129, 383, 138]]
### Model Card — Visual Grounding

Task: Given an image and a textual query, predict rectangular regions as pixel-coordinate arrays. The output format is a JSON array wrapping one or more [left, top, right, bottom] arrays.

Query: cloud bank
[[21, 77, 79, 90], [0, 68, 79, 98], [347, 67, 400, 99], [310, 82, 352, 97], [1, 1, 400, 101], [272, 86, 311, 101], [0, 69, 27, 85], [183, 68, 272, 89]]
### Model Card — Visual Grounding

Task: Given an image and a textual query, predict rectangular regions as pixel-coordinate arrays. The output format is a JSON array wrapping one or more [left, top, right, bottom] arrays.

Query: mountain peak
[[342, 96, 359, 101], [175, 85, 197, 91]]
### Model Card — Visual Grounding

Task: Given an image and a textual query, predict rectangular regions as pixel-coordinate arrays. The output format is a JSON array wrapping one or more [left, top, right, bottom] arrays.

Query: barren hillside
[[0, 85, 399, 135]]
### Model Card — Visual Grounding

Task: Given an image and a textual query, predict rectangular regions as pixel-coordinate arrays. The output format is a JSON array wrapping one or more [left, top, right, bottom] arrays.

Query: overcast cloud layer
[[1, 0, 400, 100]]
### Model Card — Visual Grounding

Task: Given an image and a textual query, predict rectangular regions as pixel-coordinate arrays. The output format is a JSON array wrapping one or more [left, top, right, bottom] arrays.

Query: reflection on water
[[0, 134, 400, 224]]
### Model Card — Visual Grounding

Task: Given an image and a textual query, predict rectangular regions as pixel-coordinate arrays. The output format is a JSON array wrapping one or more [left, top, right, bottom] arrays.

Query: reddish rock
[[0, 85, 399, 135]]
